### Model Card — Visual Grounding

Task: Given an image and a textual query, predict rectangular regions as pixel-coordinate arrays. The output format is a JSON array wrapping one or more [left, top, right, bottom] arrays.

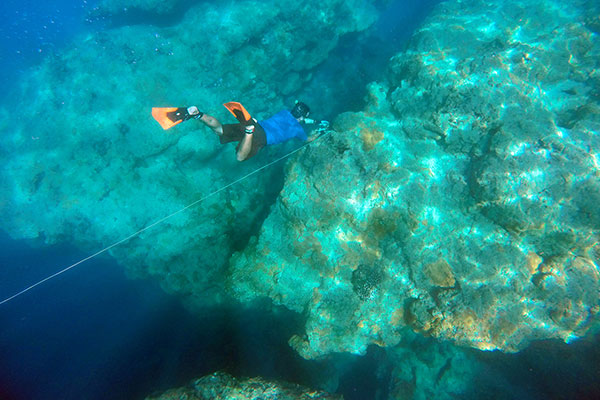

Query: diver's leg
[[199, 114, 223, 136]]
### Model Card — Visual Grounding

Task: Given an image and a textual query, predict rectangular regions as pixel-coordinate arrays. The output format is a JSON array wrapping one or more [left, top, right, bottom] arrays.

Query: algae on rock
[[146, 371, 342, 400], [228, 0, 600, 358]]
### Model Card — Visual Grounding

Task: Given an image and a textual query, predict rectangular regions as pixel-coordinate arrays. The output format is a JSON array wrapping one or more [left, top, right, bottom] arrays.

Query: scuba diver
[[152, 101, 329, 161]]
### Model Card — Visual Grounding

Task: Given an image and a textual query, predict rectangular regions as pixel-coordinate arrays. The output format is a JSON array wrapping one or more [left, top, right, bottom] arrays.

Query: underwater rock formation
[[145, 371, 342, 400], [144, 336, 484, 400], [229, 0, 600, 357], [0, 0, 377, 306]]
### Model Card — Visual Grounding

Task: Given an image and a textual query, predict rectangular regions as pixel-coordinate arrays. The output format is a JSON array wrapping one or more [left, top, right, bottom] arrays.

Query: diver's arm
[[236, 126, 254, 161], [306, 130, 320, 142]]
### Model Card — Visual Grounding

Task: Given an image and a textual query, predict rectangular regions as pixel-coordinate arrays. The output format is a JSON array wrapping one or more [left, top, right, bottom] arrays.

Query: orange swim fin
[[223, 102, 253, 125], [152, 107, 189, 130]]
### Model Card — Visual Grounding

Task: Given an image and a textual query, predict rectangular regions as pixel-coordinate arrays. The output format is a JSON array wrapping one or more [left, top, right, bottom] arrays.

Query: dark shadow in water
[[464, 334, 600, 400], [299, 0, 444, 119], [227, 153, 287, 254], [0, 233, 323, 400], [337, 345, 391, 400], [334, 334, 600, 400]]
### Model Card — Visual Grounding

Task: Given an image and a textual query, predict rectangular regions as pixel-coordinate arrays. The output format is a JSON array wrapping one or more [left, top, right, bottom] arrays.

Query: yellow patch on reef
[[311, 287, 322, 305], [379, 162, 397, 173], [292, 233, 328, 268], [455, 309, 480, 331], [359, 122, 385, 151], [420, 314, 442, 333], [390, 309, 404, 326], [491, 316, 519, 344], [525, 252, 543, 275], [438, 308, 494, 349], [424, 258, 456, 287], [572, 257, 600, 281]]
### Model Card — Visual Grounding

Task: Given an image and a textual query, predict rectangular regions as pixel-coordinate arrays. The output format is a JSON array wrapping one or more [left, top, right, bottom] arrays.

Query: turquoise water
[[1, 0, 599, 399]]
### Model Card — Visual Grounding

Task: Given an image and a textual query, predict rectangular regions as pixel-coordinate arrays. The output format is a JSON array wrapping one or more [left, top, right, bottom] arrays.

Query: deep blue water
[[0, 233, 327, 400], [0, 0, 97, 99]]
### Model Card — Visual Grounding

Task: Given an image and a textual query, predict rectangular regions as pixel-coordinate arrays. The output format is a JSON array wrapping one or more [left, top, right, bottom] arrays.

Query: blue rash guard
[[258, 110, 307, 145]]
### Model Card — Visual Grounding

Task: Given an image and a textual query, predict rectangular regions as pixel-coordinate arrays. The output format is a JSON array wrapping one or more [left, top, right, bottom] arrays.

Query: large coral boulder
[[229, 0, 600, 358]]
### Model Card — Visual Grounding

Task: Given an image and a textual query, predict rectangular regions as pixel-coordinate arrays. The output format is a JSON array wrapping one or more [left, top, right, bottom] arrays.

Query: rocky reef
[[229, 0, 600, 358], [145, 371, 342, 400], [0, 0, 377, 307]]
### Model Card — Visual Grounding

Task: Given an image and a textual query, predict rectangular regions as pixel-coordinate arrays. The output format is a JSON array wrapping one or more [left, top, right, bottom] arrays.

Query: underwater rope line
[[0, 129, 332, 306]]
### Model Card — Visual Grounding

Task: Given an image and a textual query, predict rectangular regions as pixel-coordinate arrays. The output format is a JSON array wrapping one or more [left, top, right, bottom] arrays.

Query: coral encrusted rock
[[0, 0, 378, 307], [229, 0, 600, 358], [145, 371, 342, 400]]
